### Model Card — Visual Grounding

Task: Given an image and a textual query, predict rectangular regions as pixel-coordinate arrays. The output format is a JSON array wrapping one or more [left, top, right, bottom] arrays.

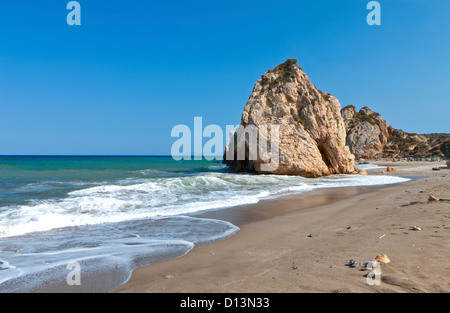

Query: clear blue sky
[[0, 0, 449, 155]]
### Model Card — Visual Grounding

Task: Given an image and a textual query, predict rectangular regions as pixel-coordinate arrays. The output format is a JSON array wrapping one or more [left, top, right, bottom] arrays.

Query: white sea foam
[[0, 216, 239, 292], [0, 172, 409, 239], [355, 163, 384, 170]]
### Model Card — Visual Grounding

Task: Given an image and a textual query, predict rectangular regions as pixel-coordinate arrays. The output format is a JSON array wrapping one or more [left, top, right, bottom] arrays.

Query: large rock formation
[[341, 106, 389, 159], [223, 59, 357, 177], [342, 106, 450, 161]]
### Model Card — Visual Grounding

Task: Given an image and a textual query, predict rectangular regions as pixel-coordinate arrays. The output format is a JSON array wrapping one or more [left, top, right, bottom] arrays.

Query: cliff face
[[223, 59, 357, 177], [341, 106, 389, 159], [342, 106, 450, 161], [384, 130, 450, 161]]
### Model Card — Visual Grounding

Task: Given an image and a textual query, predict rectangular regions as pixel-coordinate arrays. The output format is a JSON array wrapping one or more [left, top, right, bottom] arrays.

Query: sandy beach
[[111, 161, 450, 293]]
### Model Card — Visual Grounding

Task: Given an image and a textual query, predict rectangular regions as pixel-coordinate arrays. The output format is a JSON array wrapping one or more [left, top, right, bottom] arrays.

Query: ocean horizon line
[[0, 155, 188, 158]]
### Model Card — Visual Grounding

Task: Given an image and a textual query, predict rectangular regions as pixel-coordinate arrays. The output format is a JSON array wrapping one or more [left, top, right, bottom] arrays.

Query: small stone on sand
[[375, 254, 391, 264]]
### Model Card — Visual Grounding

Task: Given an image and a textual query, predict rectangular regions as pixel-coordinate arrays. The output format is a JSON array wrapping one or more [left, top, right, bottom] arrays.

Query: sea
[[0, 156, 409, 292]]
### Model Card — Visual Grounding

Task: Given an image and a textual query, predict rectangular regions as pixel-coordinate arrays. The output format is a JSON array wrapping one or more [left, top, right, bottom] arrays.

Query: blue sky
[[0, 0, 449, 155]]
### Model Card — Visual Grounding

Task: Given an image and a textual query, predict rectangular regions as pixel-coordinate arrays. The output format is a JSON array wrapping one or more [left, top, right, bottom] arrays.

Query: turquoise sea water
[[0, 156, 409, 292], [0, 156, 222, 208]]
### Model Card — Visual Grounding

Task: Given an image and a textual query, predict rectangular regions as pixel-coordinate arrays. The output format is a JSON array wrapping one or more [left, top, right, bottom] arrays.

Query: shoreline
[[112, 161, 450, 293], [191, 177, 419, 228]]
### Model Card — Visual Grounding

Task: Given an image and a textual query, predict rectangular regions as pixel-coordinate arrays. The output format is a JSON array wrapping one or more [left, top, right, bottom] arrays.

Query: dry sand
[[112, 161, 450, 293]]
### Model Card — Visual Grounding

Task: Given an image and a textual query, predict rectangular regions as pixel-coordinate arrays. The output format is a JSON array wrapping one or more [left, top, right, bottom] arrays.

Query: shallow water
[[0, 216, 238, 292]]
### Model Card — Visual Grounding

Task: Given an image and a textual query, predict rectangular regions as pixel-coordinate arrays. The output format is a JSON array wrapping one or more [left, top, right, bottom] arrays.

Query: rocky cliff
[[342, 106, 450, 161], [384, 130, 450, 161], [223, 59, 358, 177], [341, 106, 389, 159]]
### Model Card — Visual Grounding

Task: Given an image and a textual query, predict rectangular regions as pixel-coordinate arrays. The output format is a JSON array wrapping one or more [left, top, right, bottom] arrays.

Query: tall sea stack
[[223, 59, 358, 177]]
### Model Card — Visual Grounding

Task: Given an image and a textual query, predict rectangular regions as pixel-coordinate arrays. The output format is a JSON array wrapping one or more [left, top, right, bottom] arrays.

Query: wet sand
[[112, 161, 450, 293]]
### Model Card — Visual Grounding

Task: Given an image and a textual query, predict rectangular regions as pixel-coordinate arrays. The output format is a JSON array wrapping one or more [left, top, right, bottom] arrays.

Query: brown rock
[[342, 106, 450, 161], [341, 106, 389, 160], [375, 254, 391, 264], [356, 169, 368, 175], [223, 59, 356, 177], [383, 166, 397, 173], [428, 195, 438, 202]]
